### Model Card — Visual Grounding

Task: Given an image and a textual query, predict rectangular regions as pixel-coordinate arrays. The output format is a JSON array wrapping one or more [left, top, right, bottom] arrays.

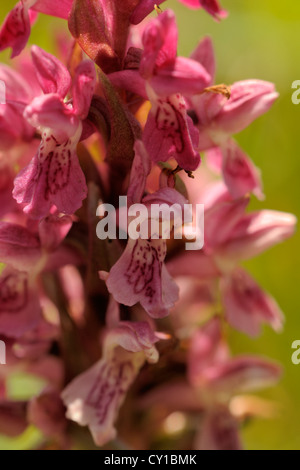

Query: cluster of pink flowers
[[0, 0, 296, 450]]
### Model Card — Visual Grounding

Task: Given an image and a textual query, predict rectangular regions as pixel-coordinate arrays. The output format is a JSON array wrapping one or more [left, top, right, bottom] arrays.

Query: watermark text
[[96, 197, 204, 250]]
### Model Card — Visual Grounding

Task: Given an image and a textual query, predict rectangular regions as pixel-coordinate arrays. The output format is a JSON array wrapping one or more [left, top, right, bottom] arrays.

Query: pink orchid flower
[[188, 319, 282, 396], [168, 185, 296, 337], [0, 214, 80, 337], [210, 203, 297, 270], [205, 191, 295, 336], [169, 185, 296, 279], [62, 321, 160, 447], [220, 268, 284, 338], [110, 10, 210, 171], [101, 142, 183, 318], [0, 60, 43, 218], [13, 47, 96, 219], [190, 37, 278, 198], [0, 0, 73, 58], [139, 318, 281, 450], [141, 10, 210, 171]]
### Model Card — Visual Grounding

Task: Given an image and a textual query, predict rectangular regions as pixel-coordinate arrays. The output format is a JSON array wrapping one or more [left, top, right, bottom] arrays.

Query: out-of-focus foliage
[[0, 0, 299, 450]]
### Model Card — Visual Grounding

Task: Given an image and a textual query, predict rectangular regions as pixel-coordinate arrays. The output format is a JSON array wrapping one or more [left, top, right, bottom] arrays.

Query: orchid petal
[[62, 322, 159, 446], [106, 238, 179, 318], [221, 268, 284, 337], [217, 210, 297, 265], [140, 10, 178, 79], [0, 0, 34, 58], [72, 61, 96, 119], [144, 92, 200, 171], [31, 46, 72, 98], [24, 94, 78, 140], [190, 36, 215, 85], [13, 124, 87, 219]]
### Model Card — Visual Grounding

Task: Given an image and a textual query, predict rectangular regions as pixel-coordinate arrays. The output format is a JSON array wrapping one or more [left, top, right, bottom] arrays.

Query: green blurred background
[[0, 0, 300, 450]]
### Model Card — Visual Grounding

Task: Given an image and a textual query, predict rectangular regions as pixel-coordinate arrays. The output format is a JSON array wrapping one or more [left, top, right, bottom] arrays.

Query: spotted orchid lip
[[13, 123, 87, 220]]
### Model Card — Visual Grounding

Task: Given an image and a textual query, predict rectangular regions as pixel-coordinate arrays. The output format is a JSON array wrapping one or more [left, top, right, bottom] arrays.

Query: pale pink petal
[[24, 94, 78, 141], [142, 187, 187, 207], [62, 353, 143, 446], [150, 57, 210, 96], [61, 322, 159, 447], [220, 269, 284, 337], [193, 93, 227, 150], [203, 356, 282, 394], [104, 321, 159, 364], [72, 61, 96, 119], [190, 36, 215, 85], [106, 238, 179, 318], [0, 63, 39, 102], [142, 187, 186, 238], [205, 147, 222, 173], [205, 196, 250, 250], [140, 10, 178, 79], [178, 0, 204, 8], [217, 210, 297, 264], [194, 81, 278, 150], [144, 92, 200, 171], [0, 0, 34, 58], [32, 0, 73, 19], [201, 181, 231, 210], [31, 45, 72, 98], [215, 80, 278, 135], [13, 124, 87, 219], [0, 63, 40, 147], [0, 104, 35, 149]]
